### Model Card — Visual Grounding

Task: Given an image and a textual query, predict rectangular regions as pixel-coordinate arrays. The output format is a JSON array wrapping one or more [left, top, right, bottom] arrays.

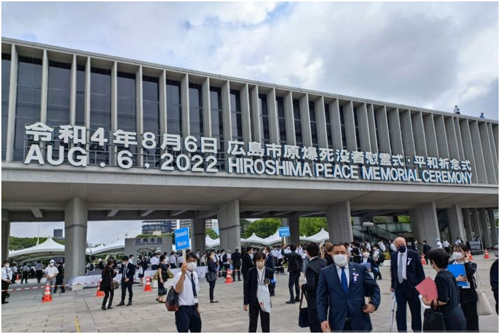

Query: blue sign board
[[175, 227, 190, 251], [279, 226, 290, 237]]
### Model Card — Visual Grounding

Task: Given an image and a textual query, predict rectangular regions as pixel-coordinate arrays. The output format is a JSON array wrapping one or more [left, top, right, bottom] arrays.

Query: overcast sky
[[3, 2, 499, 245]]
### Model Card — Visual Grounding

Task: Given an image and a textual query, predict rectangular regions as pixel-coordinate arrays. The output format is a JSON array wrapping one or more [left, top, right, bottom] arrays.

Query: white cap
[[50, 259, 55, 263]]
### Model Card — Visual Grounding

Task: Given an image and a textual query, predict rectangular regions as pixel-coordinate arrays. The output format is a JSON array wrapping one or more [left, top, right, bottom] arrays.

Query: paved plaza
[[1, 257, 498, 332]]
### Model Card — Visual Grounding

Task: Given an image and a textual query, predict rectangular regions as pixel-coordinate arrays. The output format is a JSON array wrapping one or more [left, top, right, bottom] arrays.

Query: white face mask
[[4, 264, 9, 268], [363, 252, 370, 258], [333, 254, 348, 267], [187, 262, 197, 272], [256, 261, 265, 269], [50, 263, 54, 266], [452, 252, 463, 260]]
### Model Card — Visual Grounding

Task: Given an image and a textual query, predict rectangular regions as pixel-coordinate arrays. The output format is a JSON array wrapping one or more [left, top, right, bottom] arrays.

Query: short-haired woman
[[101, 260, 117, 310], [156, 255, 168, 303]]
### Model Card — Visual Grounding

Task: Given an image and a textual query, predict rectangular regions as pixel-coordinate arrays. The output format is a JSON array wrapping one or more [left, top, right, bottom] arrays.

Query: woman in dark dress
[[207, 251, 218, 303], [101, 260, 117, 310], [422, 249, 466, 331], [451, 243, 479, 331], [156, 255, 168, 303]]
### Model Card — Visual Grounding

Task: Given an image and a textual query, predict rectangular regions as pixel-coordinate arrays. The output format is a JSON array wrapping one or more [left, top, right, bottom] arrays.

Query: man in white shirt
[[2, 260, 12, 304], [436, 238, 443, 249], [442, 240, 450, 253], [172, 253, 202, 332], [44, 260, 59, 290], [150, 252, 160, 270], [170, 252, 177, 269], [378, 241, 386, 253]]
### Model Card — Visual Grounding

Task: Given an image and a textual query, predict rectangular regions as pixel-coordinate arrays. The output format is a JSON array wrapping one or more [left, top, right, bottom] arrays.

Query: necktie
[[341, 267, 348, 294], [6, 269, 10, 280], [398, 254, 404, 284], [189, 273, 197, 298]]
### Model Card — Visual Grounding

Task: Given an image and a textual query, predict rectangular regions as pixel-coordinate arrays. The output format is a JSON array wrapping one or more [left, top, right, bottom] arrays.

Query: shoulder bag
[[206, 271, 217, 283], [298, 290, 309, 328], [110, 280, 119, 290], [165, 286, 179, 312], [474, 270, 493, 316], [423, 299, 445, 332]]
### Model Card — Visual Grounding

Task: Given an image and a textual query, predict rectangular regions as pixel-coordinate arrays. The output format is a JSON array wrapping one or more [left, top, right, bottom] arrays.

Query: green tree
[[373, 216, 388, 224], [240, 219, 252, 237], [206, 228, 218, 239], [8, 237, 65, 250], [299, 218, 328, 237], [398, 215, 411, 224], [244, 218, 281, 238]]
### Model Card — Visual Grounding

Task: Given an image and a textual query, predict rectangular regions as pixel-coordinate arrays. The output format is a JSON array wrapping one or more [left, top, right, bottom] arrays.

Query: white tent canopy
[[8, 237, 65, 261]]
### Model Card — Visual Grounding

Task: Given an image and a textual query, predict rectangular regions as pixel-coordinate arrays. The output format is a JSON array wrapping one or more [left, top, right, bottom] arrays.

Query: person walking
[[35, 261, 44, 283], [136, 255, 149, 287], [373, 245, 384, 279], [117, 256, 135, 306], [422, 249, 466, 331], [422, 240, 432, 265], [451, 244, 479, 331], [263, 246, 276, 297], [243, 251, 273, 332], [44, 260, 58, 291], [10, 263, 17, 284], [156, 255, 168, 303], [21, 263, 29, 284], [390, 237, 425, 332], [100, 260, 117, 310], [206, 251, 218, 303], [53, 262, 65, 293], [284, 244, 303, 304], [317, 243, 381, 332], [1, 261, 12, 304], [301, 242, 327, 332], [443, 239, 451, 254], [491, 245, 499, 315], [169, 252, 177, 269], [172, 253, 202, 332], [231, 248, 242, 282], [360, 247, 378, 281], [242, 247, 254, 284], [150, 251, 160, 270]]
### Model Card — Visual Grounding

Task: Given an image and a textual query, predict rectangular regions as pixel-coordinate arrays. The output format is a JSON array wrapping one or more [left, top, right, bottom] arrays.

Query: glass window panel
[[90, 68, 111, 131], [231, 90, 242, 140], [293, 99, 302, 146]]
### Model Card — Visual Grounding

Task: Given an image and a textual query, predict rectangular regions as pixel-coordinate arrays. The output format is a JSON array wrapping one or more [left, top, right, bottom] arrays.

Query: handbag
[[423, 300, 445, 332], [110, 280, 119, 290], [158, 285, 166, 296], [298, 291, 309, 328], [474, 272, 493, 316], [206, 272, 217, 283], [165, 286, 179, 312]]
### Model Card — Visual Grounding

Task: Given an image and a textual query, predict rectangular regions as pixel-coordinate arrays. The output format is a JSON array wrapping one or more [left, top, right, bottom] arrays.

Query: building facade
[[1, 38, 498, 280]]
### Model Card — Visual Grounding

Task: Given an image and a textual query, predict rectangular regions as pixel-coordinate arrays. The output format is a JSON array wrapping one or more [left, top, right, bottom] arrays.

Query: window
[[259, 94, 270, 144], [353, 107, 360, 151], [143, 76, 160, 166], [166, 80, 182, 136], [2, 54, 11, 160], [293, 99, 302, 146], [324, 103, 332, 148], [75, 65, 85, 126], [230, 90, 242, 141], [309, 101, 318, 146], [117, 71, 137, 165], [47, 61, 71, 127], [15, 56, 42, 161], [189, 83, 203, 139], [277, 96, 286, 145], [339, 105, 347, 149], [90, 67, 111, 165], [210, 87, 224, 169]]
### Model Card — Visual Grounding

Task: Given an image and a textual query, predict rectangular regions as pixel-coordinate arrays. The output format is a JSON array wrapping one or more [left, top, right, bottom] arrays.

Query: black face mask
[[398, 246, 407, 253]]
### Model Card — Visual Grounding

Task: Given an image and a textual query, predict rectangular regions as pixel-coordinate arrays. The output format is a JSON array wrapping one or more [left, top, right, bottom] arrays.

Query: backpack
[[223, 254, 228, 263], [290, 254, 302, 273]]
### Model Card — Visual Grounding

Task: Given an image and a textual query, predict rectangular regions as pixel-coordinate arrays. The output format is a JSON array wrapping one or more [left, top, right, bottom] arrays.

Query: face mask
[[122, 262, 127, 266], [256, 261, 265, 269], [363, 252, 370, 258], [50, 263, 54, 267], [187, 262, 197, 272], [452, 252, 463, 260], [398, 246, 406, 253], [4, 264, 9, 268], [333, 254, 348, 267]]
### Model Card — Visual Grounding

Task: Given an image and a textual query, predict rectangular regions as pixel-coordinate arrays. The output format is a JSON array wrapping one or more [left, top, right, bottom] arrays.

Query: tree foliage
[[206, 228, 218, 239], [397, 215, 411, 224], [243, 218, 281, 238], [299, 218, 328, 236], [8, 237, 64, 251], [373, 216, 388, 224]]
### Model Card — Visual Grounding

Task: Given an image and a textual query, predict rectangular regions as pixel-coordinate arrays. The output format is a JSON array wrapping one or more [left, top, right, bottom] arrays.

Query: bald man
[[390, 237, 425, 332]]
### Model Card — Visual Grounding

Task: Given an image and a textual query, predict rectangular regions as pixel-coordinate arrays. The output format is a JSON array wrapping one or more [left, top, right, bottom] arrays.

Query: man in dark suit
[[490, 245, 498, 315], [317, 243, 380, 332], [301, 242, 327, 332], [242, 247, 254, 284], [422, 240, 431, 265], [390, 237, 425, 332], [117, 256, 135, 306], [283, 244, 303, 304], [264, 246, 276, 296], [231, 248, 242, 282]]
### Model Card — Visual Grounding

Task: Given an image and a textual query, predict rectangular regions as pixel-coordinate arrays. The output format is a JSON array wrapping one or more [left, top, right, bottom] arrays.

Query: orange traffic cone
[[484, 249, 490, 259], [144, 276, 152, 292], [225, 268, 233, 284], [421, 254, 427, 265], [42, 283, 52, 303], [95, 280, 104, 297]]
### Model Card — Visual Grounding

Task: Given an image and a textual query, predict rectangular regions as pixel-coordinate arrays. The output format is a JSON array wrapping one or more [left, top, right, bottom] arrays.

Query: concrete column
[[470, 209, 482, 239], [343, 101, 357, 151], [462, 209, 473, 242], [70, 54, 77, 126], [454, 117, 465, 160], [367, 104, 378, 153], [217, 200, 240, 252], [267, 88, 279, 144], [6, 44, 18, 162], [326, 201, 352, 243], [375, 106, 391, 154], [316, 97, 328, 148], [330, 100, 343, 150], [435, 115, 449, 158], [479, 122, 497, 184], [284, 92, 296, 145], [136, 66, 144, 167], [192, 218, 206, 253], [250, 86, 261, 143], [2, 210, 10, 262], [460, 119, 479, 183], [470, 121, 488, 184], [40, 49, 48, 124], [282, 216, 300, 246], [181, 74, 190, 136], [447, 204, 466, 242], [64, 198, 88, 280], [159, 70, 167, 134], [400, 109, 416, 155], [487, 208, 498, 246], [412, 111, 427, 156], [478, 208, 492, 249], [300, 94, 312, 146], [445, 116, 460, 160], [493, 124, 499, 155], [409, 202, 440, 247], [240, 84, 251, 143], [388, 108, 404, 155], [357, 103, 371, 151], [423, 113, 438, 157]]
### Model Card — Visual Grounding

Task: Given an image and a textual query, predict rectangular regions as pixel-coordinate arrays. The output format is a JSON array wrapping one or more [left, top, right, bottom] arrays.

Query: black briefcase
[[423, 300, 445, 332], [298, 291, 310, 328]]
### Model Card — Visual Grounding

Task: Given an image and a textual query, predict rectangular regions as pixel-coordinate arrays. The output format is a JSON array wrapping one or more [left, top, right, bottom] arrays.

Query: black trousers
[[307, 307, 321, 332], [288, 272, 300, 300], [175, 305, 202, 332], [2, 281, 9, 303], [209, 281, 215, 301], [103, 289, 114, 307], [54, 277, 65, 293], [121, 280, 133, 302], [395, 281, 422, 332], [249, 304, 270, 332], [232, 265, 241, 281], [461, 301, 479, 331], [21, 273, 29, 284], [11, 273, 16, 284], [36, 270, 43, 283]]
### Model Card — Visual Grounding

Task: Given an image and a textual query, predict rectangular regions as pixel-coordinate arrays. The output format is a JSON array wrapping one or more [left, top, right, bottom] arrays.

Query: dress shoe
[[295, 298, 300, 302], [107, 306, 113, 309], [285, 300, 295, 304], [101, 306, 107, 311], [126, 301, 132, 306], [117, 302, 125, 306], [210, 300, 219, 303]]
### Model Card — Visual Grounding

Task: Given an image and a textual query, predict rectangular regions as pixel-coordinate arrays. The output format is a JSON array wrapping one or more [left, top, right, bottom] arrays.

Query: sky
[[2, 1, 499, 245]]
